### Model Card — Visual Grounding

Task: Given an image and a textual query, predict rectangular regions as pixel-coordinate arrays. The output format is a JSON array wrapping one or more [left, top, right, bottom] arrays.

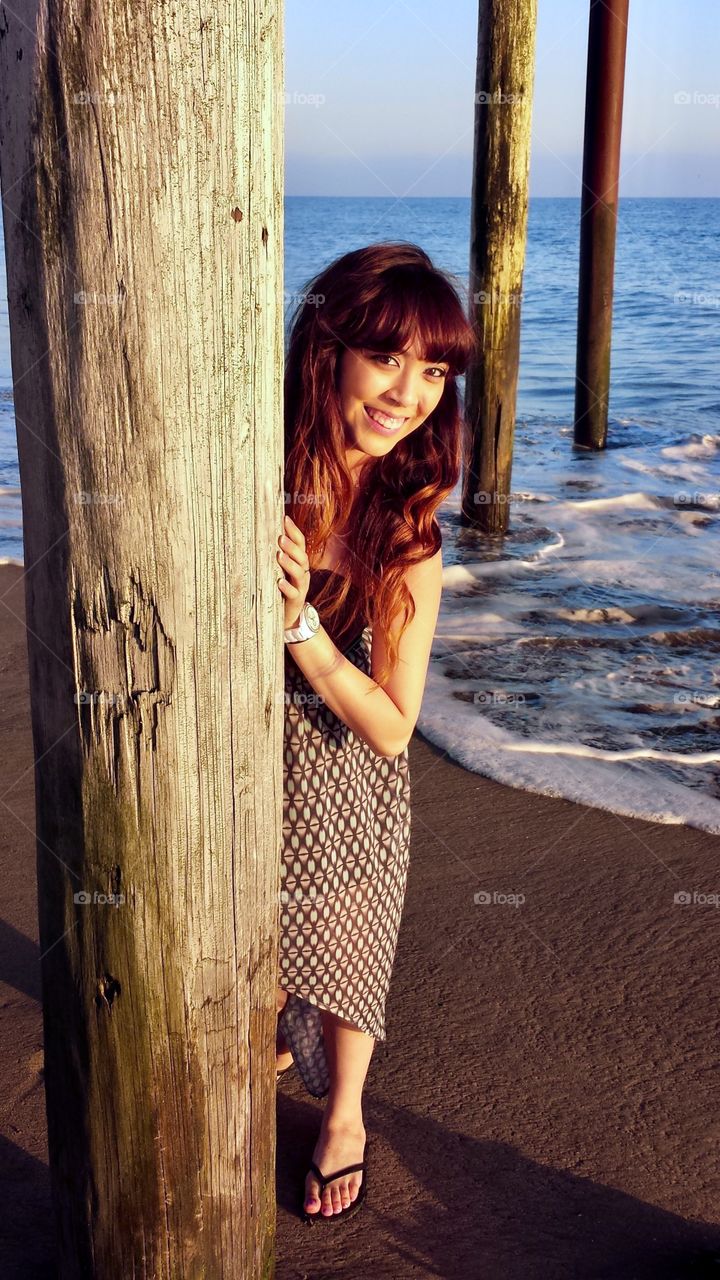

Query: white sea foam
[[418, 663, 720, 834], [419, 415, 720, 835]]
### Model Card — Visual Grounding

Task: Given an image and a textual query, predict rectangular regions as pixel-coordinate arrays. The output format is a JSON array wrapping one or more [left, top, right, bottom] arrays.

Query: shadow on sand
[[276, 1088, 720, 1280]]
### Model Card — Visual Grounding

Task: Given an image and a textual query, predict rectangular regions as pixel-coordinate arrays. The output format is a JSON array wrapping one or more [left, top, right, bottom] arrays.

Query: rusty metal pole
[[574, 0, 630, 450]]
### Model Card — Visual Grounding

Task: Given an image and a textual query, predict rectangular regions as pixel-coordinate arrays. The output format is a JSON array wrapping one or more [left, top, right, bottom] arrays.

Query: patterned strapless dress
[[278, 567, 412, 1096]]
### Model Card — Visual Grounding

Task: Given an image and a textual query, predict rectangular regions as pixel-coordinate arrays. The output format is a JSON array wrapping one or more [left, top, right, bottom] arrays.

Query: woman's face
[[337, 336, 449, 474]]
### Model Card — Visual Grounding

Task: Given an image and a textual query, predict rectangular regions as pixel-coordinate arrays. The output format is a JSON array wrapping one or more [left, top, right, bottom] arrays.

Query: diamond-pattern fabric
[[279, 567, 411, 1097]]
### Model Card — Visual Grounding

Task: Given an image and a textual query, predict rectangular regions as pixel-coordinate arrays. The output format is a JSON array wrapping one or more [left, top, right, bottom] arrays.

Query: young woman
[[275, 242, 477, 1223]]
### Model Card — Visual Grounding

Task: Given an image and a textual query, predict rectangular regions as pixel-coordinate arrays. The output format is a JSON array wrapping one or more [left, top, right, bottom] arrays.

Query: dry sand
[[1, 561, 719, 1279]]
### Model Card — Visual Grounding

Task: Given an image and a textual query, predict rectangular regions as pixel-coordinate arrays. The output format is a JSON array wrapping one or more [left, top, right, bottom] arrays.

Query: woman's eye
[[370, 352, 447, 378]]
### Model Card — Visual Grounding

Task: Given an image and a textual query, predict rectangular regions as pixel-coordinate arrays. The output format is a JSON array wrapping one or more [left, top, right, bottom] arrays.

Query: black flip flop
[[301, 1140, 369, 1224]]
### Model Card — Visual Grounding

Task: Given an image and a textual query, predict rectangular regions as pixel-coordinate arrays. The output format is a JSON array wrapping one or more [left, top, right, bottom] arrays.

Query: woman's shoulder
[[403, 543, 443, 588], [405, 525, 443, 570]]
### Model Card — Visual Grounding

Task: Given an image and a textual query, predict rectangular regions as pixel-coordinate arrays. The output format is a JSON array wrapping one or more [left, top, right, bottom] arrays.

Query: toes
[[304, 1175, 321, 1213], [306, 1167, 364, 1216], [321, 1182, 341, 1215], [340, 1178, 353, 1209], [322, 1178, 354, 1214]]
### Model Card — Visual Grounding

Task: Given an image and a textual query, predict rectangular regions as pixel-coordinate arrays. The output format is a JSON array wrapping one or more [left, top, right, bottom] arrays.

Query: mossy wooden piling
[[462, 0, 538, 535], [0, 1, 284, 1274]]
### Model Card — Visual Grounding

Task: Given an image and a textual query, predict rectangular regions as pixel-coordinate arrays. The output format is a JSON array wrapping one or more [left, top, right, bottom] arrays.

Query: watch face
[[305, 604, 320, 630]]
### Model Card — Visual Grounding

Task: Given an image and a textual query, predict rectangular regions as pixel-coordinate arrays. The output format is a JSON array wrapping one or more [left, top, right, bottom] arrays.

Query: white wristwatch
[[284, 602, 320, 644]]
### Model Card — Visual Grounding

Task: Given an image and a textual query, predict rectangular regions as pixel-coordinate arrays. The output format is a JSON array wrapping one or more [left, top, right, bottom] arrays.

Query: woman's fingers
[[278, 516, 309, 579], [277, 546, 307, 583], [283, 514, 303, 545], [277, 517, 311, 629]]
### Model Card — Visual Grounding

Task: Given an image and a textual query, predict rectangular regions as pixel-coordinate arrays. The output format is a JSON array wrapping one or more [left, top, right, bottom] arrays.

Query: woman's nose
[[387, 371, 420, 410]]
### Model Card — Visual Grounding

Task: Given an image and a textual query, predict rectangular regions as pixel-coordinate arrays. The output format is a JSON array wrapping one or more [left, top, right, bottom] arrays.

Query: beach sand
[[1, 560, 719, 1279]]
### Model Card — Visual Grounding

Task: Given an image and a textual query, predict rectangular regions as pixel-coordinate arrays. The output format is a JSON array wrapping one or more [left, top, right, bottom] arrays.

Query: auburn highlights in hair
[[284, 241, 478, 687]]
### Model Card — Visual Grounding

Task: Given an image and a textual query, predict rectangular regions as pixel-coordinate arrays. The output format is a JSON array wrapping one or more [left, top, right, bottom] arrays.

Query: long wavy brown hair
[[284, 241, 478, 687]]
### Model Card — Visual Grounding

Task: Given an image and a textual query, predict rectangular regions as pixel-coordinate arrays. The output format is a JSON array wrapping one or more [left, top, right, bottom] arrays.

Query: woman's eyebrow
[[395, 349, 450, 366]]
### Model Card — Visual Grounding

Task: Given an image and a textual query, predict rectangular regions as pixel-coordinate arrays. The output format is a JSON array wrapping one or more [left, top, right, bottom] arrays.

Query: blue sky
[[285, 0, 720, 196]]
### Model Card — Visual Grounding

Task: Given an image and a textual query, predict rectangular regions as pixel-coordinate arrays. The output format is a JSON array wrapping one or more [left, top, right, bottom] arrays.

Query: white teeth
[[366, 406, 406, 429]]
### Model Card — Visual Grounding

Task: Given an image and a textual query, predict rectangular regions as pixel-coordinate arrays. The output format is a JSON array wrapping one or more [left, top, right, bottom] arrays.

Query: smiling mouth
[[364, 404, 409, 430]]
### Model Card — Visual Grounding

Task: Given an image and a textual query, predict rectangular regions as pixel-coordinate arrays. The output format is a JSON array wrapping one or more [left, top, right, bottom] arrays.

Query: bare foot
[[304, 1119, 366, 1216]]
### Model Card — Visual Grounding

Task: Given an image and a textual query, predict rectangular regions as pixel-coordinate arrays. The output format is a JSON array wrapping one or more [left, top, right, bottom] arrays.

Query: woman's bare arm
[[286, 548, 443, 759]]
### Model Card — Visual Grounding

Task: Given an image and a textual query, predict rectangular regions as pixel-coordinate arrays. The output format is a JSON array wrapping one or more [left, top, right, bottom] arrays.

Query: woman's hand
[[277, 514, 311, 629]]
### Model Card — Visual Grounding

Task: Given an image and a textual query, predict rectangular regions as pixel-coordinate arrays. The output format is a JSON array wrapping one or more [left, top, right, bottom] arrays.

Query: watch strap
[[284, 602, 319, 643]]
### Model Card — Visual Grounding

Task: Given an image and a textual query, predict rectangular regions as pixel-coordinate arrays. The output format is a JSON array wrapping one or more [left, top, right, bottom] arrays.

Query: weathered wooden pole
[[0, 2, 283, 1276], [574, 0, 629, 449], [462, 0, 537, 535]]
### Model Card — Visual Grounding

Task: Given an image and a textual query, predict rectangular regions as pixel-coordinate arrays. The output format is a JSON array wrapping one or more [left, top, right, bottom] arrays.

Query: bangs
[[344, 266, 475, 376]]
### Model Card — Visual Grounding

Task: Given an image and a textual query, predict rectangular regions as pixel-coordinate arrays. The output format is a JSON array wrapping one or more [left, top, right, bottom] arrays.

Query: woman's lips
[[363, 404, 408, 435]]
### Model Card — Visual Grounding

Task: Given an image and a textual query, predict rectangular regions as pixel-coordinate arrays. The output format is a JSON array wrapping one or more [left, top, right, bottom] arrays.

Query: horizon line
[[285, 193, 720, 200]]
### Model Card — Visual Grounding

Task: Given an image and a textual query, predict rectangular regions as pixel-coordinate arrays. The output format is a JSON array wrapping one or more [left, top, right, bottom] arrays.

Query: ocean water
[[2, 198, 719, 832]]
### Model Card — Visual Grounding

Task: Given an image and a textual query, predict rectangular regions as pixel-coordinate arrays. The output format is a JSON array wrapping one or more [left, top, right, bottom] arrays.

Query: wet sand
[[1, 562, 719, 1278]]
